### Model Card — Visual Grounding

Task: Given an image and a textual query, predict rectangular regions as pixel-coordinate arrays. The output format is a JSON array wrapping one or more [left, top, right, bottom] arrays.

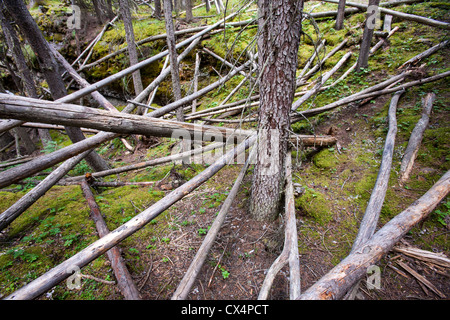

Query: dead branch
[[4, 134, 256, 300], [398, 40, 449, 70], [80, 179, 142, 300], [393, 245, 450, 269], [399, 92, 435, 185], [322, 0, 450, 29], [171, 146, 256, 300], [292, 51, 353, 111], [351, 90, 402, 251], [298, 170, 450, 300], [0, 151, 90, 231], [258, 151, 301, 300]]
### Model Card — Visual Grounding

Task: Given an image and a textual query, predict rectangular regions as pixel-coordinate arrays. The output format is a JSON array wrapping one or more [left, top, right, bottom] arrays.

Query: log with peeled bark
[[298, 170, 450, 300], [0, 94, 254, 142], [80, 179, 142, 300], [58, 2, 253, 105], [4, 135, 256, 300], [351, 90, 402, 252], [399, 92, 435, 185]]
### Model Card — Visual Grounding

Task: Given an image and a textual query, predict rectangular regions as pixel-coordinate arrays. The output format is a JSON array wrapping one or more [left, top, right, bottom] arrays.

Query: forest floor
[[0, 0, 449, 300]]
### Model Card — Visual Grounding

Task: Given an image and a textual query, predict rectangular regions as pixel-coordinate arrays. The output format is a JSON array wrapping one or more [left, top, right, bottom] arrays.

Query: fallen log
[[58, 2, 252, 104], [321, 0, 450, 29], [351, 90, 402, 252], [171, 145, 256, 300], [393, 245, 450, 268], [399, 92, 435, 185], [0, 151, 90, 231], [398, 40, 449, 70], [291, 70, 450, 122], [80, 179, 142, 300], [0, 94, 253, 142], [63, 142, 225, 183], [4, 134, 256, 300], [298, 169, 450, 300], [258, 152, 301, 300], [292, 51, 353, 111]]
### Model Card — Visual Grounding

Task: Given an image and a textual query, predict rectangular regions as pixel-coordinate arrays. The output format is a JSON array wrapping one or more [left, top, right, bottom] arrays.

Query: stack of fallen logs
[[1, 1, 449, 300]]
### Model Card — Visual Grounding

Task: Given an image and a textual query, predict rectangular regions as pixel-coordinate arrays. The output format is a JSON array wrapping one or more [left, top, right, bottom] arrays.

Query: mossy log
[[80, 179, 142, 300]]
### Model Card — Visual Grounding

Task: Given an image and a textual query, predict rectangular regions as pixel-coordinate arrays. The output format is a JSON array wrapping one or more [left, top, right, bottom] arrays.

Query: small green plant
[[198, 228, 207, 235], [434, 200, 449, 226]]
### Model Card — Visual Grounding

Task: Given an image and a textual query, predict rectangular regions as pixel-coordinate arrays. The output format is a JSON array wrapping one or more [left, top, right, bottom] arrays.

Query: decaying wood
[[80, 179, 142, 300], [298, 170, 450, 300], [398, 40, 449, 70], [4, 135, 256, 300], [172, 146, 256, 300], [258, 152, 301, 300], [399, 92, 435, 185], [393, 245, 450, 269], [396, 260, 446, 298], [351, 90, 402, 252], [64, 142, 225, 183]]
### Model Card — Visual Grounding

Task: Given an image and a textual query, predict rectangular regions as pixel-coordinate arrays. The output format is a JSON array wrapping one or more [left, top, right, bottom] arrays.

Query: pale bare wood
[[399, 92, 435, 184], [4, 135, 256, 300], [298, 170, 450, 300], [172, 146, 256, 300], [351, 91, 402, 251]]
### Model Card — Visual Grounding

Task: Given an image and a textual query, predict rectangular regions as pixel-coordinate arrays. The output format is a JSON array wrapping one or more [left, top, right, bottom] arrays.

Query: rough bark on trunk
[[249, 0, 303, 222], [119, 0, 144, 103], [355, 0, 380, 71], [163, 0, 184, 121], [335, 0, 346, 30]]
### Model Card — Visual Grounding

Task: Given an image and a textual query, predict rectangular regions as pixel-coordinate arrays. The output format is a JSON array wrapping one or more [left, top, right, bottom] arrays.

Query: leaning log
[[0, 151, 90, 231], [299, 170, 450, 300], [351, 91, 402, 252], [80, 179, 142, 300], [399, 92, 435, 185], [291, 70, 450, 122], [172, 146, 256, 300], [4, 135, 256, 300], [258, 152, 301, 300], [398, 40, 449, 70]]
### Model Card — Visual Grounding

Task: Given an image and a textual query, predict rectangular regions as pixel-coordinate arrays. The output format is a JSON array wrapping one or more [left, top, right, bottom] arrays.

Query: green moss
[[313, 148, 338, 169], [295, 187, 333, 225]]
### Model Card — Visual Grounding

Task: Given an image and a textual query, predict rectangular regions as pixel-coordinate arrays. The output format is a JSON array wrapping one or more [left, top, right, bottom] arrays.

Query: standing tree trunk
[[356, 0, 380, 71], [119, 0, 144, 107], [205, 0, 210, 12], [249, 0, 303, 221], [184, 0, 193, 22], [154, 0, 162, 19], [0, 2, 51, 147], [2, 0, 110, 172], [335, 0, 346, 30], [163, 0, 184, 122]]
